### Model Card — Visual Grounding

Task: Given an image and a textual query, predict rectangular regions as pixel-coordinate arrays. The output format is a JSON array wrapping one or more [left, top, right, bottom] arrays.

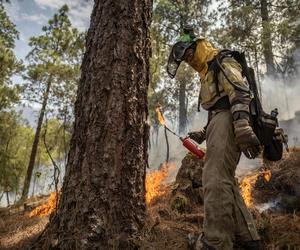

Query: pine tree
[[31, 0, 152, 249], [21, 5, 84, 201], [0, 4, 23, 111]]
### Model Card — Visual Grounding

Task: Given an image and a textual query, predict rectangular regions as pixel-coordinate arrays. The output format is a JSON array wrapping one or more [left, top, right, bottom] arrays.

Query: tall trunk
[[179, 80, 187, 134], [260, 0, 275, 75], [21, 77, 52, 201], [177, 0, 189, 134], [164, 126, 169, 162], [31, 1, 152, 249], [6, 190, 9, 206]]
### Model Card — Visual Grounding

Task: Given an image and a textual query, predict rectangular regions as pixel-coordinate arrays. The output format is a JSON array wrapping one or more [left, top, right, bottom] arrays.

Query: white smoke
[[148, 112, 207, 171], [148, 109, 263, 179], [261, 75, 300, 121]]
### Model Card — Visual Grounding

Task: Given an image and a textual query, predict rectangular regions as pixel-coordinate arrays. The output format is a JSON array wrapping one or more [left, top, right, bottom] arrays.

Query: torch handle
[[181, 137, 205, 159]]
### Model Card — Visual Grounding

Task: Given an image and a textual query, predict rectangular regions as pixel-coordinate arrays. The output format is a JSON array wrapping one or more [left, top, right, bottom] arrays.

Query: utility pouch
[[251, 107, 283, 161]]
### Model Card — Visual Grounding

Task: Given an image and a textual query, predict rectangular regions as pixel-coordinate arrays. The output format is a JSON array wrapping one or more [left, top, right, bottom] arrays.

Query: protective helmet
[[167, 33, 197, 78]]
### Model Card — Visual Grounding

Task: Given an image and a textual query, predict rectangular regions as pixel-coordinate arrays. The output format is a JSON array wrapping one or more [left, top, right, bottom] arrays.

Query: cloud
[[34, 0, 71, 9], [34, 0, 93, 31], [4, 1, 21, 23], [20, 13, 48, 25]]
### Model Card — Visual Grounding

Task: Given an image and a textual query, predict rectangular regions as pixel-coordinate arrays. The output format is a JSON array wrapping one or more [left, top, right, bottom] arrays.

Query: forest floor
[[1, 149, 300, 250]]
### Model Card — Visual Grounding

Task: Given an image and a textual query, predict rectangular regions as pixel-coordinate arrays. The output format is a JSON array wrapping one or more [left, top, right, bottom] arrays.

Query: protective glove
[[188, 128, 206, 145], [233, 119, 261, 159]]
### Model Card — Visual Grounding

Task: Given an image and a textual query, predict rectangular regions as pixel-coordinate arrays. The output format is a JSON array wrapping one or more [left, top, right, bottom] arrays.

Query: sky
[[4, 0, 93, 61]]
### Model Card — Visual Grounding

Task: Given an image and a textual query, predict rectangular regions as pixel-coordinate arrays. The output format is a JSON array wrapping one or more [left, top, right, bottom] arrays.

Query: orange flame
[[240, 170, 272, 207], [263, 170, 271, 182], [155, 105, 166, 126], [146, 162, 176, 205], [240, 174, 258, 207], [29, 192, 59, 218]]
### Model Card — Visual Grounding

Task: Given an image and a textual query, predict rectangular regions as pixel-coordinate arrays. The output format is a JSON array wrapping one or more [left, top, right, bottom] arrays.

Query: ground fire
[[146, 162, 176, 204], [240, 170, 272, 207], [29, 192, 58, 218]]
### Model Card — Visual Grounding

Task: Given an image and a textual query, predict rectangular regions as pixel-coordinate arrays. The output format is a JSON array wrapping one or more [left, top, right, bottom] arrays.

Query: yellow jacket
[[188, 39, 219, 80], [187, 39, 251, 110]]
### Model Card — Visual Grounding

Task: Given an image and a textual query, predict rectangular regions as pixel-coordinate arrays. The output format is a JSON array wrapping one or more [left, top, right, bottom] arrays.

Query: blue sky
[[4, 0, 93, 61]]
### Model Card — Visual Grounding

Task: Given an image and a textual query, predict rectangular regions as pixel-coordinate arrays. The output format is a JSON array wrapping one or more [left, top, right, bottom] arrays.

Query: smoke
[[261, 75, 300, 121], [148, 112, 207, 171], [148, 109, 263, 180]]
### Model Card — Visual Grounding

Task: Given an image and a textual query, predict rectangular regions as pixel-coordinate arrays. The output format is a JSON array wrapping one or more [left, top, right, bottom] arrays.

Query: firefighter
[[167, 28, 262, 250]]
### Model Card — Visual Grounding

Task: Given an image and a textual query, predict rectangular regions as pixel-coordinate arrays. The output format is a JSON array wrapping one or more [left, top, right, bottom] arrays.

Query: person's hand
[[233, 119, 261, 159], [188, 128, 206, 145]]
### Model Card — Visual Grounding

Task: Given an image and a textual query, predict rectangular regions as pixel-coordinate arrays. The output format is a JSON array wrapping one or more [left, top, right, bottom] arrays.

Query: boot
[[192, 233, 216, 250], [241, 240, 262, 250]]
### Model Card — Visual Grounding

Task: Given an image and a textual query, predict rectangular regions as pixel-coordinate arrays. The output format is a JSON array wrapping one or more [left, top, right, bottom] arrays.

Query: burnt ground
[[1, 150, 300, 250]]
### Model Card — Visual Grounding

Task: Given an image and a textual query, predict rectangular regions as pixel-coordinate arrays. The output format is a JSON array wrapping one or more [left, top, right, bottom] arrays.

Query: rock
[[171, 153, 205, 214]]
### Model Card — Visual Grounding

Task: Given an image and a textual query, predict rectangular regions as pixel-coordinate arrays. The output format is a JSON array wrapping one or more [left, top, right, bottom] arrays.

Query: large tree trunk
[[260, 0, 275, 75], [31, 1, 152, 249], [21, 77, 52, 201]]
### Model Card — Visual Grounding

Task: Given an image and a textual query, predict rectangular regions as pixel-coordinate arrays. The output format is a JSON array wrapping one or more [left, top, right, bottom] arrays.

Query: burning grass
[[29, 192, 58, 218], [146, 162, 176, 205], [240, 170, 272, 207]]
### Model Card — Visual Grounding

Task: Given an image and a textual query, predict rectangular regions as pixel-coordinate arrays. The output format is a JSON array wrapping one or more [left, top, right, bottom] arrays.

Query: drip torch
[[164, 126, 205, 159], [155, 104, 205, 159]]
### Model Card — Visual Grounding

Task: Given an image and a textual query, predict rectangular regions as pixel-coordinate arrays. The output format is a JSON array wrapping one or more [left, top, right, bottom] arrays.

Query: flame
[[146, 162, 176, 205], [263, 170, 271, 182], [155, 105, 166, 126], [240, 174, 258, 207], [240, 170, 272, 207], [29, 192, 59, 218]]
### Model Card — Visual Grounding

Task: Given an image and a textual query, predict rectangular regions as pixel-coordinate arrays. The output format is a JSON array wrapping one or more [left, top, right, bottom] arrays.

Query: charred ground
[[1, 149, 300, 250]]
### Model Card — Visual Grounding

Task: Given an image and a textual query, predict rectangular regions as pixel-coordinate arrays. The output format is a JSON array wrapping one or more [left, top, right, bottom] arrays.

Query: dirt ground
[[1, 193, 300, 250], [0, 212, 48, 250], [1, 150, 300, 250]]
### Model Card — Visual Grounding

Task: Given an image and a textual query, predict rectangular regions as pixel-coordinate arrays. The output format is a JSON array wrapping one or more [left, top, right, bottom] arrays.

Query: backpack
[[212, 50, 283, 161]]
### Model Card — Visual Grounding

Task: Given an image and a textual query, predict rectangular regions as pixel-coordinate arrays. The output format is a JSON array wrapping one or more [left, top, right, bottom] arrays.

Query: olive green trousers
[[202, 110, 260, 250]]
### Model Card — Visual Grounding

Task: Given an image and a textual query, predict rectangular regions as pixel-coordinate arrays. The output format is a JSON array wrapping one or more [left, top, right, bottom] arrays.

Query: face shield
[[167, 41, 194, 78]]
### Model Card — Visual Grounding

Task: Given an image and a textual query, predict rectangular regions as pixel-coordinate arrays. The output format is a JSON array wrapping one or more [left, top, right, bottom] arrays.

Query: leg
[[202, 111, 259, 250]]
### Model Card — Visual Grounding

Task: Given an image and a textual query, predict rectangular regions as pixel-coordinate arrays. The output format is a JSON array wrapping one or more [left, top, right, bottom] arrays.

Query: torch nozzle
[[164, 125, 181, 139]]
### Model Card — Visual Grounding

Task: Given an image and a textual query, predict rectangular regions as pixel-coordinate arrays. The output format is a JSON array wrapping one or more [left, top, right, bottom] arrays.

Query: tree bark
[[6, 190, 9, 206], [260, 0, 275, 75], [179, 80, 187, 134], [177, 0, 189, 135], [21, 77, 52, 201], [164, 126, 169, 163], [31, 1, 152, 249]]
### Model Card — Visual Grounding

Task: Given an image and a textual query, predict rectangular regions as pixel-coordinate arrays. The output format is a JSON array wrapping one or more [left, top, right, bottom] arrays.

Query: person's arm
[[217, 57, 261, 158]]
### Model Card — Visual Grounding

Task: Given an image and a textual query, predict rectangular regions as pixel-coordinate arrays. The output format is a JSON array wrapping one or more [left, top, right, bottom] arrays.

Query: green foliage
[[0, 4, 23, 111], [0, 111, 70, 196], [41, 118, 71, 164], [0, 3, 18, 48], [0, 111, 34, 194], [211, 0, 300, 78], [24, 4, 85, 122]]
